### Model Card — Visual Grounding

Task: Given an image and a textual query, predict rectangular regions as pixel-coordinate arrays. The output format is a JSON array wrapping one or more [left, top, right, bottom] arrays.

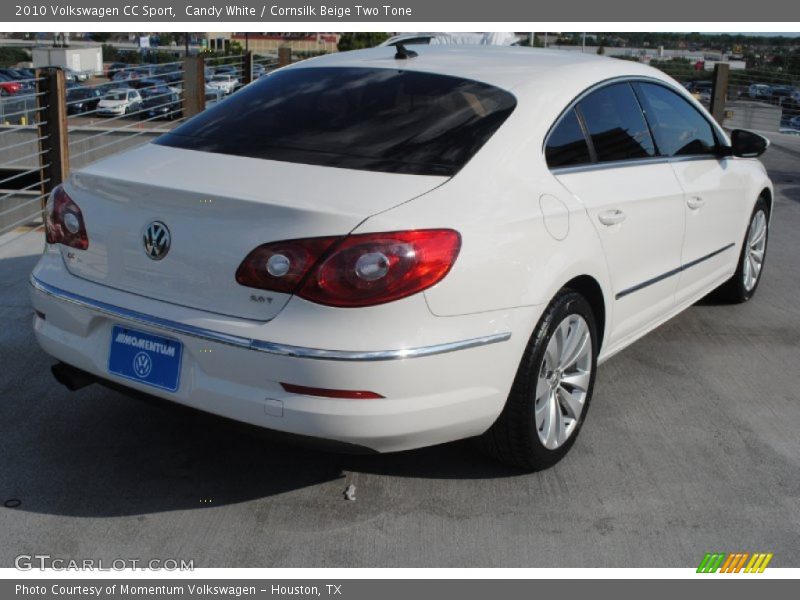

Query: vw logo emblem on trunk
[[143, 221, 170, 260]]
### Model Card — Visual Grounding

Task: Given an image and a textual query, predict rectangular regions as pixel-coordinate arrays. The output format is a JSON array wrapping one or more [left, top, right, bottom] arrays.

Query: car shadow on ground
[[1, 356, 524, 520]]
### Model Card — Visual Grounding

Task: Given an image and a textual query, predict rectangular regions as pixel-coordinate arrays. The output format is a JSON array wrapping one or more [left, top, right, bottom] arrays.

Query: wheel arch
[[759, 187, 772, 216], [562, 274, 607, 352]]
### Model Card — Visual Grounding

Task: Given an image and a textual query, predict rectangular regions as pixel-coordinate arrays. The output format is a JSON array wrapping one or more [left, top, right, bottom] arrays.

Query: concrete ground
[[0, 141, 799, 568]]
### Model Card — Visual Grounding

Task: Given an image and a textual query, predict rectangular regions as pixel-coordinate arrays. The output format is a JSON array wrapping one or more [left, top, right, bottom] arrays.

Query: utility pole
[[184, 32, 190, 57], [582, 32, 586, 53]]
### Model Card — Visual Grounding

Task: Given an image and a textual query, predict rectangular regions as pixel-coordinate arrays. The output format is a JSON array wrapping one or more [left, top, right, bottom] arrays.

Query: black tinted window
[[578, 83, 655, 162], [546, 109, 591, 168], [634, 83, 718, 156], [156, 67, 517, 177]]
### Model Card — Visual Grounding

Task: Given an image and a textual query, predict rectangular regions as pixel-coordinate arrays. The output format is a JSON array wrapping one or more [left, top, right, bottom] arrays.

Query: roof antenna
[[394, 43, 418, 60]]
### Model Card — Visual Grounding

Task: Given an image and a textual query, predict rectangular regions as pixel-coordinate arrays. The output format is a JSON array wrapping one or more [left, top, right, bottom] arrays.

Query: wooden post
[[36, 67, 69, 207], [278, 46, 292, 68], [710, 63, 730, 126], [242, 50, 253, 86], [183, 55, 206, 118]]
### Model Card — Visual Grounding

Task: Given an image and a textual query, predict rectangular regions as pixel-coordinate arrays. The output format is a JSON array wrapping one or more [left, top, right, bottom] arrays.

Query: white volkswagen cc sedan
[[31, 47, 773, 470]]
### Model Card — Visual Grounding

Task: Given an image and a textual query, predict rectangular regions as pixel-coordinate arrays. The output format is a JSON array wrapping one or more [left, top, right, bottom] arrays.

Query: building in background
[[202, 33, 341, 54], [31, 45, 103, 74]]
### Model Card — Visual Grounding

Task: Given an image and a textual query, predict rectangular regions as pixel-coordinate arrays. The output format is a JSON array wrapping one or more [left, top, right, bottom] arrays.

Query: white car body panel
[[30, 47, 774, 452], [554, 163, 686, 347], [64, 144, 446, 321]]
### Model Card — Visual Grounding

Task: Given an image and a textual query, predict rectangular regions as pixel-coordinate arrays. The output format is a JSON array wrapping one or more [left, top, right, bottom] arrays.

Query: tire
[[482, 290, 598, 471], [714, 197, 769, 304]]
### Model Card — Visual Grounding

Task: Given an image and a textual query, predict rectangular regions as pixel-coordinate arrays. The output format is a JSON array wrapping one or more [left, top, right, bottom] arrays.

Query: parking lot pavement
[[1, 147, 799, 569]]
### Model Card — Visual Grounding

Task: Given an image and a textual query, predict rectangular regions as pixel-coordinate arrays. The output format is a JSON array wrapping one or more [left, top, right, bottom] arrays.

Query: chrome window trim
[[551, 154, 718, 175], [543, 75, 728, 170], [30, 275, 511, 362]]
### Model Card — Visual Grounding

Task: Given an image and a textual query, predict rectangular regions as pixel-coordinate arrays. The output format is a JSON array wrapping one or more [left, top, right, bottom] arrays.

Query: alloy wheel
[[743, 210, 767, 292], [534, 314, 593, 450]]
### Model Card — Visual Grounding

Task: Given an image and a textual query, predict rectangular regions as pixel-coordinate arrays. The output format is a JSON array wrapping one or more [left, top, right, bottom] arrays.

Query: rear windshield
[[156, 66, 516, 176]]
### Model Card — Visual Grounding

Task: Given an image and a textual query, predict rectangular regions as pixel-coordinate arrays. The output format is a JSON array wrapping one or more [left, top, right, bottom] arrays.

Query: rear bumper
[[30, 256, 540, 453]]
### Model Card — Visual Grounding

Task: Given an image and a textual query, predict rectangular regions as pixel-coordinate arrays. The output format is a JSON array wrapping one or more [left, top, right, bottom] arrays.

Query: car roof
[[289, 45, 675, 93]]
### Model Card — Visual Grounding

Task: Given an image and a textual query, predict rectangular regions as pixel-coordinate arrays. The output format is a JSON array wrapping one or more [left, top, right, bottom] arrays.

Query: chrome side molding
[[30, 275, 511, 362]]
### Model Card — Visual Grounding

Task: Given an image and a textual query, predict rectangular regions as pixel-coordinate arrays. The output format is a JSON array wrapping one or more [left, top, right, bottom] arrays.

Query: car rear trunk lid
[[62, 144, 446, 321]]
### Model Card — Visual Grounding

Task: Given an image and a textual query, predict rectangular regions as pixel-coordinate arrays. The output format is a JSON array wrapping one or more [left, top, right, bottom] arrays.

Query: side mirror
[[729, 129, 770, 158]]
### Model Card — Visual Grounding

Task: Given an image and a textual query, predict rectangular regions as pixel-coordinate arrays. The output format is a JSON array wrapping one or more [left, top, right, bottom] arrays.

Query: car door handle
[[598, 209, 626, 226], [687, 195, 706, 209]]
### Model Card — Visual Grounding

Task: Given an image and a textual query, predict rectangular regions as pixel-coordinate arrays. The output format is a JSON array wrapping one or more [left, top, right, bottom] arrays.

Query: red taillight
[[45, 185, 88, 250], [235, 229, 460, 307], [235, 236, 339, 294], [281, 383, 384, 399]]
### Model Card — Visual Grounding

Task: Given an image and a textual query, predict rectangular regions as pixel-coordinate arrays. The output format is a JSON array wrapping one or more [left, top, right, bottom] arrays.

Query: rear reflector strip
[[280, 383, 384, 399]]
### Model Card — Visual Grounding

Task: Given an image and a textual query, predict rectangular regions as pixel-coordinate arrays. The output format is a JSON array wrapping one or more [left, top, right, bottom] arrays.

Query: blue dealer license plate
[[108, 325, 182, 392]]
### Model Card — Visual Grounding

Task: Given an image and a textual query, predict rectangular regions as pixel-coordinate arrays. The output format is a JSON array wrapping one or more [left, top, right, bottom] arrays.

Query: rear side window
[[545, 109, 591, 168], [578, 83, 655, 162], [156, 67, 517, 177], [634, 82, 718, 157]]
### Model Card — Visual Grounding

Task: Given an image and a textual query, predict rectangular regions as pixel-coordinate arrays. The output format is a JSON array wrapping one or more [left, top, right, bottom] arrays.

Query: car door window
[[578, 83, 655, 162], [634, 82, 718, 157], [545, 109, 591, 168]]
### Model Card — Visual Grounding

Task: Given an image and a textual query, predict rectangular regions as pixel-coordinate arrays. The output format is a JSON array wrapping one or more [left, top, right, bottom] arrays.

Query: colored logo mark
[[697, 552, 773, 573]]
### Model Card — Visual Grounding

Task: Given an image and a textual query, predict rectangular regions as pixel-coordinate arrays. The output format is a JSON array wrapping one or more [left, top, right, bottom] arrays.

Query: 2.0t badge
[[143, 221, 171, 260]]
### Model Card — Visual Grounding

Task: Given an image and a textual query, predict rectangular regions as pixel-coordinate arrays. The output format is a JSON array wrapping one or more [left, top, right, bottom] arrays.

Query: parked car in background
[[0, 69, 33, 93], [106, 62, 128, 80], [214, 65, 239, 76], [204, 86, 224, 107], [207, 73, 239, 95], [153, 64, 183, 86], [32, 47, 773, 471], [66, 87, 104, 115], [112, 69, 143, 83], [96, 88, 142, 116], [252, 63, 266, 79], [129, 77, 167, 91], [770, 85, 798, 106], [685, 80, 712, 104], [141, 87, 182, 120], [748, 83, 772, 100], [64, 68, 89, 82], [0, 74, 22, 95]]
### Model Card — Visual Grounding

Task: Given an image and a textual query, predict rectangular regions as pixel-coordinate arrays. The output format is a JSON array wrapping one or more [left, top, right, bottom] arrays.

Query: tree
[[597, 46, 605, 55], [0, 47, 31, 67], [337, 33, 390, 52]]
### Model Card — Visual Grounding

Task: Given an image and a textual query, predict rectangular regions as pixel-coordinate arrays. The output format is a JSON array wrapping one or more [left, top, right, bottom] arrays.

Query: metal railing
[[625, 57, 800, 134], [0, 49, 289, 238], [0, 75, 49, 237]]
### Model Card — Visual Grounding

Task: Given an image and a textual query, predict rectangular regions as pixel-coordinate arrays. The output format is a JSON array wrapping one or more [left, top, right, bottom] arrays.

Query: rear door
[[550, 82, 686, 347], [633, 82, 746, 303]]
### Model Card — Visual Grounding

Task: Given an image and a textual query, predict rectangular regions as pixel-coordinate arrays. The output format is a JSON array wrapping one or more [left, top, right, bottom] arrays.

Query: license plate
[[108, 325, 183, 392]]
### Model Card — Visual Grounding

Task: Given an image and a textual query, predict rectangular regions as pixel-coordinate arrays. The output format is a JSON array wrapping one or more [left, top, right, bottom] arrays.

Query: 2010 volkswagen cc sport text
[[30, 47, 773, 470]]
